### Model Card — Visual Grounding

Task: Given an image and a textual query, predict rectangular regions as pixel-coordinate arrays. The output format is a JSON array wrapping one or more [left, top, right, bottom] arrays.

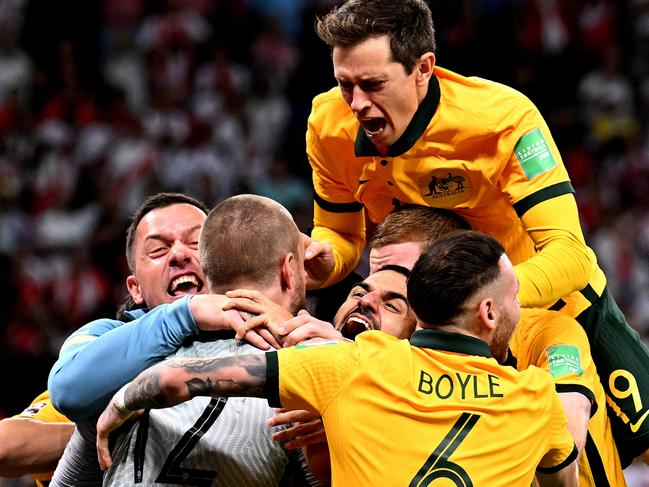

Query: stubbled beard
[[289, 293, 309, 315]]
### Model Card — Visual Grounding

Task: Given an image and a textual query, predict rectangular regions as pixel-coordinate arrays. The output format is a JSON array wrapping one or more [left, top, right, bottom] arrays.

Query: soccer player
[[368, 205, 626, 486], [47, 193, 285, 485], [94, 194, 320, 486], [96, 231, 579, 487], [302, 0, 649, 466], [259, 264, 416, 347]]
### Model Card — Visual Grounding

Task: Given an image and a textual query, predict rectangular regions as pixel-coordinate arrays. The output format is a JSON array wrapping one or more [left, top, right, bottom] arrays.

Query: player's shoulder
[[14, 390, 70, 422], [435, 65, 536, 126], [516, 362, 556, 388], [310, 87, 355, 124], [312, 85, 346, 108], [519, 307, 586, 340]]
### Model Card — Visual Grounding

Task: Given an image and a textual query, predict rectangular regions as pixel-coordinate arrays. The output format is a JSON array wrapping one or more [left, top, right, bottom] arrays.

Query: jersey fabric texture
[[49, 421, 103, 487], [13, 391, 72, 487], [306, 64, 649, 462], [511, 308, 626, 486], [267, 329, 577, 486], [104, 336, 305, 487]]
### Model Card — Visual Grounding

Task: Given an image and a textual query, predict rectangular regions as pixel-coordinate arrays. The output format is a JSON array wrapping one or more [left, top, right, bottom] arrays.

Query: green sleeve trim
[[513, 181, 575, 217], [537, 444, 578, 474], [313, 190, 363, 213], [579, 284, 600, 305], [548, 299, 566, 311], [584, 432, 610, 485], [555, 383, 598, 417], [265, 351, 282, 408]]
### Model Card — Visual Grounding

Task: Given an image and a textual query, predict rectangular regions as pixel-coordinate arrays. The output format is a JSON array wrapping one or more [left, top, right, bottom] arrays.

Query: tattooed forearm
[[124, 367, 173, 410], [184, 355, 267, 398], [123, 354, 269, 411]]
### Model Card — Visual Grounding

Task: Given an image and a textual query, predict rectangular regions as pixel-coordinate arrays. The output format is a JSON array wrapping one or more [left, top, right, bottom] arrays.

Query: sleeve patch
[[20, 400, 47, 417], [547, 345, 584, 378], [514, 128, 558, 179]]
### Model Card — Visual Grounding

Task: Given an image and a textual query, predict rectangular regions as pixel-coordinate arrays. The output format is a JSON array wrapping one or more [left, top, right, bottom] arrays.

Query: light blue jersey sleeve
[[48, 296, 198, 421]]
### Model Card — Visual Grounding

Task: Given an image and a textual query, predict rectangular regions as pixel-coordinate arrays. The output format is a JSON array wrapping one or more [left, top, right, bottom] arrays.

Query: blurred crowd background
[[0, 0, 648, 434]]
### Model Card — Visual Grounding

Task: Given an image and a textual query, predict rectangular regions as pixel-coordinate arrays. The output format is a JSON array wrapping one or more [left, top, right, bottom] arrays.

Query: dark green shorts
[[576, 288, 649, 467]]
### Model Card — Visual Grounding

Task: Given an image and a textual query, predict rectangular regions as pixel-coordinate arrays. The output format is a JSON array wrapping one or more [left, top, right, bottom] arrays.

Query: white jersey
[[50, 421, 103, 487], [104, 336, 306, 486]]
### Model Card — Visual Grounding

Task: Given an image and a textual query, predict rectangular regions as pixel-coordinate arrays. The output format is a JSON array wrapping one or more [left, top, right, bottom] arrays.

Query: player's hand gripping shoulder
[[221, 289, 292, 348], [189, 294, 279, 350], [278, 309, 344, 347], [302, 233, 335, 290]]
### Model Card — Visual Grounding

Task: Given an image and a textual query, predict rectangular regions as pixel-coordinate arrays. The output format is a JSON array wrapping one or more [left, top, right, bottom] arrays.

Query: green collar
[[354, 74, 441, 157], [409, 329, 493, 359]]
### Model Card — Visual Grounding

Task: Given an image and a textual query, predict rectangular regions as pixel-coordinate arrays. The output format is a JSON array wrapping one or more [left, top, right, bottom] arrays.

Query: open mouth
[[360, 118, 386, 139], [168, 274, 204, 297], [340, 314, 375, 340]]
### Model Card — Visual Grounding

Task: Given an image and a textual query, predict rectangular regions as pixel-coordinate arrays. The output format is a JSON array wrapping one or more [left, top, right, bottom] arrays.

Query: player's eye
[[385, 302, 400, 312], [148, 246, 168, 257]]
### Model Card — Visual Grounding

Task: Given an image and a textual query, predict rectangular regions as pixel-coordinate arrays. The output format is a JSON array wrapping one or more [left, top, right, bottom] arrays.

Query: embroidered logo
[[547, 344, 583, 378], [514, 128, 557, 179], [420, 170, 471, 207]]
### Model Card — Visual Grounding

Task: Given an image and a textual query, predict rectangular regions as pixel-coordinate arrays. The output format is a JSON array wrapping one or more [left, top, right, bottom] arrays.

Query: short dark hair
[[407, 231, 504, 326], [125, 192, 208, 272], [370, 205, 470, 250], [316, 0, 436, 74], [199, 195, 299, 292]]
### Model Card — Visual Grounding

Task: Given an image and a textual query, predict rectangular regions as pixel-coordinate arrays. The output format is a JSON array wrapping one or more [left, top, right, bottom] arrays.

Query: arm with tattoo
[[129, 354, 268, 409], [96, 354, 269, 470]]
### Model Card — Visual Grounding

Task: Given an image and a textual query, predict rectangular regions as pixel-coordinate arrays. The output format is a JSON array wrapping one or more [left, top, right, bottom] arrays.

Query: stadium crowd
[[1, 0, 649, 484]]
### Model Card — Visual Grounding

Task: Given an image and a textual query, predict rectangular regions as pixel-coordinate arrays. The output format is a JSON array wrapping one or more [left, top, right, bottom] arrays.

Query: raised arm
[[515, 193, 597, 308]]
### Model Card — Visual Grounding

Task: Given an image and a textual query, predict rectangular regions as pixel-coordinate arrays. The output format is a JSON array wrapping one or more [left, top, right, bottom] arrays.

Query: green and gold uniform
[[13, 390, 72, 487], [511, 309, 626, 486], [307, 65, 649, 463], [267, 330, 577, 487]]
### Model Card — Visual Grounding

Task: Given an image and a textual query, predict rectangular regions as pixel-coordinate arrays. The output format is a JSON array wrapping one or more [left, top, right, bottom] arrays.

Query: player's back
[[104, 336, 292, 487], [286, 330, 577, 486]]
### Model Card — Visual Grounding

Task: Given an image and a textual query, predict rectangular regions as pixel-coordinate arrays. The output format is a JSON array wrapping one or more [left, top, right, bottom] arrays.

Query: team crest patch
[[420, 170, 472, 207], [514, 128, 557, 179], [547, 344, 584, 378]]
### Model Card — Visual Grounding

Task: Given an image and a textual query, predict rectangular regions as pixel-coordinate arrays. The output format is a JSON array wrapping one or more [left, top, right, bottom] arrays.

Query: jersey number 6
[[409, 412, 480, 487]]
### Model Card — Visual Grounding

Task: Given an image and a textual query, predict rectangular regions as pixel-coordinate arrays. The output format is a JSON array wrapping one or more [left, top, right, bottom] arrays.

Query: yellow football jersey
[[511, 308, 626, 486], [13, 390, 72, 487], [269, 330, 577, 486], [307, 65, 606, 314]]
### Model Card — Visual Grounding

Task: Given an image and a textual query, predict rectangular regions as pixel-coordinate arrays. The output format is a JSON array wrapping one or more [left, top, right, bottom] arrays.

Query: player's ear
[[280, 253, 296, 291], [477, 297, 497, 332], [416, 52, 435, 85], [126, 275, 145, 305]]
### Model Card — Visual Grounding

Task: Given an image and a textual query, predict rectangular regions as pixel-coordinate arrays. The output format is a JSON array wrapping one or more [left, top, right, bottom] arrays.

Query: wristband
[[113, 383, 133, 415]]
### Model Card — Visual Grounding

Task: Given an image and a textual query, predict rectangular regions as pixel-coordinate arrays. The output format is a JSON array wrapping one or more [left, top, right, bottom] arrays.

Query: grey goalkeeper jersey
[[103, 336, 299, 486]]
